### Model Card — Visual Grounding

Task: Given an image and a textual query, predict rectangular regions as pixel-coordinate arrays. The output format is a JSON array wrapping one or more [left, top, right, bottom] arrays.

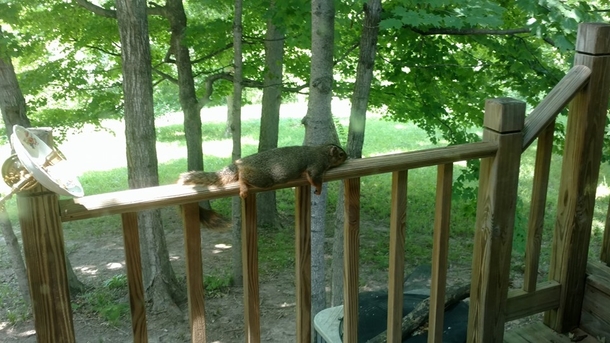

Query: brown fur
[[177, 144, 347, 227]]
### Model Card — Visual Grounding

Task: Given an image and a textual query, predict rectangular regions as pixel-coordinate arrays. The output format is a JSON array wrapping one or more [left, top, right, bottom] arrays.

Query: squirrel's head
[[328, 144, 348, 166]]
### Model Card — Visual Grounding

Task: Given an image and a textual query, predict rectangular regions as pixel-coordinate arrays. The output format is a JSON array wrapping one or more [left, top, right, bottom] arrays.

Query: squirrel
[[178, 144, 347, 228]]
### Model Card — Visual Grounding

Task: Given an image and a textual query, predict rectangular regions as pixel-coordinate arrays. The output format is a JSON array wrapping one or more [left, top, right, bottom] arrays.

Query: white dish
[[11, 125, 84, 197]]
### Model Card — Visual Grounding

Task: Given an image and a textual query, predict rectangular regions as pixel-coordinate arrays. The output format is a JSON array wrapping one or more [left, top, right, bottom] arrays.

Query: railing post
[[467, 98, 525, 342], [544, 22, 610, 332], [16, 129, 76, 343]]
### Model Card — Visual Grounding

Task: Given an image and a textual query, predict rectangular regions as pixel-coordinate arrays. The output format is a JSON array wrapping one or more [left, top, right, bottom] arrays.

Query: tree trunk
[[231, 0, 244, 286], [165, 0, 211, 212], [0, 209, 30, 306], [0, 43, 32, 306], [115, 0, 183, 313], [165, 0, 203, 173], [0, 55, 88, 302], [226, 95, 242, 283], [0, 48, 30, 136], [331, 0, 381, 307], [2, 38, 88, 305], [256, 2, 284, 228], [303, 0, 339, 337]]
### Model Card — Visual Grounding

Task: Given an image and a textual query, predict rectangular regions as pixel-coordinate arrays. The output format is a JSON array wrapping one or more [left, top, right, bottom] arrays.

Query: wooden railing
[[15, 22, 610, 343]]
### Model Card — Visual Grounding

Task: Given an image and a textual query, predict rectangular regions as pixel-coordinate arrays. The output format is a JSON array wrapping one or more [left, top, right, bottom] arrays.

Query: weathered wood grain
[[523, 121, 555, 292], [17, 187, 76, 343], [180, 203, 206, 342], [521, 65, 591, 150], [602, 199, 610, 265], [580, 310, 610, 341], [468, 98, 525, 342], [545, 23, 610, 333], [583, 262, 610, 340], [58, 142, 497, 222], [241, 195, 260, 343], [294, 185, 312, 343], [505, 281, 560, 321], [586, 261, 610, 289], [504, 322, 599, 343], [582, 279, 610, 333], [343, 178, 360, 343], [120, 212, 148, 343], [387, 170, 407, 343], [428, 163, 453, 343]]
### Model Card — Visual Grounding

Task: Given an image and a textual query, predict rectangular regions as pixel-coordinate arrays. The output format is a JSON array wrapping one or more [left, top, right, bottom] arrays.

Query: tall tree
[[0, 30, 30, 137], [256, 1, 285, 227], [0, 28, 32, 305], [331, 0, 382, 306], [0, 27, 86, 303], [231, 0, 244, 284], [303, 0, 340, 335], [115, 0, 183, 312], [164, 0, 204, 173]]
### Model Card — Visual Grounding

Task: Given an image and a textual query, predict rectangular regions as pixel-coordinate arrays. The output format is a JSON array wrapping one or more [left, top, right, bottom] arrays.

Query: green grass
[[71, 274, 130, 326], [1, 106, 609, 326], [0, 284, 29, 325], [203, 273, 233, 298]]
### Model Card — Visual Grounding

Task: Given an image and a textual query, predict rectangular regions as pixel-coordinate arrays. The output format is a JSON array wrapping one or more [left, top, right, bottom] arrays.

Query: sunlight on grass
[[596, 183, 610, 199]]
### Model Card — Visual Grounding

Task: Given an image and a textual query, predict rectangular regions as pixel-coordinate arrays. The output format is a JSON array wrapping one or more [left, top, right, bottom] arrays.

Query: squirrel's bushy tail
[[177, 165, 238, 186], [199, 206, 231, 230], [177, 166, 238, 230]]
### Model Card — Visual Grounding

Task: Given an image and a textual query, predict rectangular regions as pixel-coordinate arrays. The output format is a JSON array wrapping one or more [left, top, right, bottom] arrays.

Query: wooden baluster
[[120, 212, 148, 343], [343, 178, 361, 343], [429, 163, 453, 343], [295, 185, 312, 343], [387, 170, 408, 343], [522, 120, 555, 293], [242, 195, 260, 342], [180, 203, 206, 342], [602, 201, 610, 266]]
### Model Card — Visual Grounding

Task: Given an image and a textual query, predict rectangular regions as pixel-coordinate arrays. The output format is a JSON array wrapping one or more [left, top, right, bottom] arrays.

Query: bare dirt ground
[[0, 207, 308, 343]]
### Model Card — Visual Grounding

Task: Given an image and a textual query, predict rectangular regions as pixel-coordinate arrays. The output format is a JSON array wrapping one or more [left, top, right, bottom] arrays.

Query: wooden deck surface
[[504, 322, 600, 343]]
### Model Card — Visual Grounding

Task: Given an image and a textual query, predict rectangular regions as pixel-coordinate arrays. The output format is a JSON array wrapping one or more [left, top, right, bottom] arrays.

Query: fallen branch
[[366, 283, 470, 343]]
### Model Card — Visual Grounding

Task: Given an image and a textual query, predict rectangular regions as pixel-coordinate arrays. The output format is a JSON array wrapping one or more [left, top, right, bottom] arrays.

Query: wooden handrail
[[59, 141, 498, 222], [521, 65, 591, 151]]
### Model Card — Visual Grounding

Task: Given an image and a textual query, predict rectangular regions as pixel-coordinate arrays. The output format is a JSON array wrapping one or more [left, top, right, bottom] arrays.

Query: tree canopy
[[0, 0, 608, 145]]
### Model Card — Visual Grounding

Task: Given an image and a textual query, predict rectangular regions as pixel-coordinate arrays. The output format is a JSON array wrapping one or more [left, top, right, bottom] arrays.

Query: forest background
[[1, 0, 610, 342]]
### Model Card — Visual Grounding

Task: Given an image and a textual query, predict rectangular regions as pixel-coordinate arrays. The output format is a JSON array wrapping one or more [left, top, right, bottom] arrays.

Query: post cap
[[483, 98, 525, 133]]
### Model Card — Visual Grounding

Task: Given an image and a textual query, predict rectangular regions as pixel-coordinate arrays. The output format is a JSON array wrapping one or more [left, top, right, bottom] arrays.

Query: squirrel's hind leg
[[238, 179, 250, 198]]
